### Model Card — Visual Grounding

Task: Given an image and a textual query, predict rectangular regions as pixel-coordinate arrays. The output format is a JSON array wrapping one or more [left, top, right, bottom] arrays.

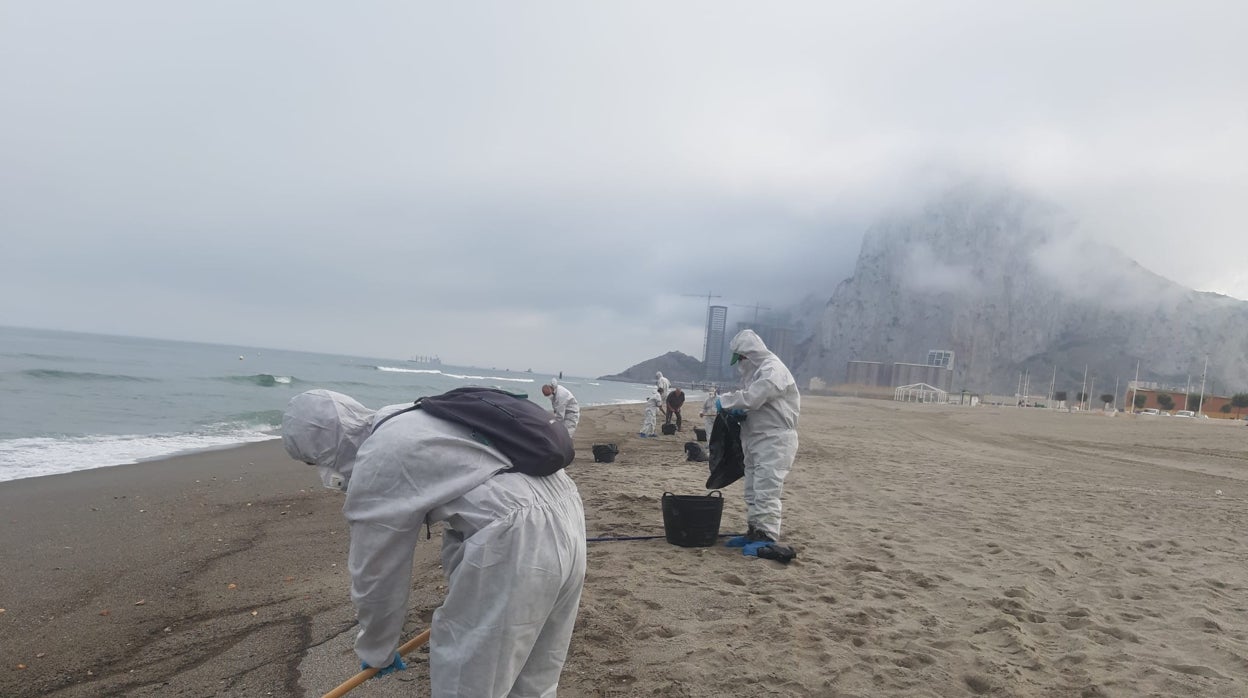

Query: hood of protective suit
[[730, 329, 773, 372], [282, 389, 376, 490]]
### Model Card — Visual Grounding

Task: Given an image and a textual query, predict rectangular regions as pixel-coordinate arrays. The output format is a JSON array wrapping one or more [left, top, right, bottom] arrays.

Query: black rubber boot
[[746, 527, 775, 543]]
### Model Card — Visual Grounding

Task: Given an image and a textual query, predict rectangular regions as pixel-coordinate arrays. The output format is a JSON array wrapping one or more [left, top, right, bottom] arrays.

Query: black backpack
[[373, 387, 575, 476]]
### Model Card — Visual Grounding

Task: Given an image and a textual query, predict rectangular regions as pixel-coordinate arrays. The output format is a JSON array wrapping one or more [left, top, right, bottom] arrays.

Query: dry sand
[[2, 397, 1247, 697]]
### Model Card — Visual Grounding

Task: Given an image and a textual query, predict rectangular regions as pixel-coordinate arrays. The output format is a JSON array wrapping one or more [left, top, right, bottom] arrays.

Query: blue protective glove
[[728, 408, 747, 418], [726, 534, 749, 548], [363, 652, 407, 678], [715, 397, 723, 413], [741, 540, 774, 557]]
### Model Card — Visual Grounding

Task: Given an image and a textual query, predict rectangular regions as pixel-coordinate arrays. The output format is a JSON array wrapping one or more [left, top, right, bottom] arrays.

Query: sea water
[[0, 326, 658, 482]]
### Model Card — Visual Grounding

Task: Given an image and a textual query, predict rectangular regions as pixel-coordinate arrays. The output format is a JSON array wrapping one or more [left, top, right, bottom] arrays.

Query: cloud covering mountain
[[798, 184, 1248, 397]]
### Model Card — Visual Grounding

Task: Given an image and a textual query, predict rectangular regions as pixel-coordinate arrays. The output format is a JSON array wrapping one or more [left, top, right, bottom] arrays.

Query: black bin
[[661, 491, 723, 547], [661, 423, 677, 436], [693, 427, 707, 442], [591, 444, 618, 463]]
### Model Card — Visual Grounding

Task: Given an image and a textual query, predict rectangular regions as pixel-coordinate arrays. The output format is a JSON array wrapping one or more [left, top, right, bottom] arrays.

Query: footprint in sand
[[963, 674, 994, 694], [1162, 663, 1228, 679]]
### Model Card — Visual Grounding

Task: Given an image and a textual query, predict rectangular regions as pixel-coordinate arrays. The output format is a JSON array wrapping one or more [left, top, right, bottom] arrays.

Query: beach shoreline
[[2, 398, 1247, 696]]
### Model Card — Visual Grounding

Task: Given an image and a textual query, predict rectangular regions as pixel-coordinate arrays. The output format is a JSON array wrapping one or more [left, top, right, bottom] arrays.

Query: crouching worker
[[282, 388, 587, 697]]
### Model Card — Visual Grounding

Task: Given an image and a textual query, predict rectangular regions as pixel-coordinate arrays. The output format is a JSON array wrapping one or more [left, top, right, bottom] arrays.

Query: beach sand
[[2, 397, 1247, 697]]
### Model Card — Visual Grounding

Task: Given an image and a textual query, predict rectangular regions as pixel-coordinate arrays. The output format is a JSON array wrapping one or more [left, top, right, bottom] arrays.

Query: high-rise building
[[704, 305, 728, 381]]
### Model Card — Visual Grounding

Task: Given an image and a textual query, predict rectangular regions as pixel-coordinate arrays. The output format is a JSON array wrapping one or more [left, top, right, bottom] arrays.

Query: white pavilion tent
[[894, 382, 948, 403]]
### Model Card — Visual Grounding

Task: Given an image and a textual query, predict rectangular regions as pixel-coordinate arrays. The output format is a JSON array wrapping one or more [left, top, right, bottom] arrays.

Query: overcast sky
[[3, 2, 1245, 376]]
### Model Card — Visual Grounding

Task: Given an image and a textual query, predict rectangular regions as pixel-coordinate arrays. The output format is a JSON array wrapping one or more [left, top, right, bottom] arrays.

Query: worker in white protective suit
[[699, 385, 719, 439], [655, 371, 670, 399], [282, 389, 587, 697], [715, 330, 800, 543], [542, 378, 581, 437], [639, 389, 661, 438]]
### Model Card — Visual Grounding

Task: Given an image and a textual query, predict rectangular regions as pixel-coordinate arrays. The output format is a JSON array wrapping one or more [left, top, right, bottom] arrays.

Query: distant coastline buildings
[[846, 349, 955, 392]]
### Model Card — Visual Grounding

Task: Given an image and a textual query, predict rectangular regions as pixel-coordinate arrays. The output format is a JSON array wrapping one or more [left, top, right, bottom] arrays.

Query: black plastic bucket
[[661, 491, 723, 547], [693, 427, 707, 442], [661, 423, 677, 436], [592, 444, 618, 463]]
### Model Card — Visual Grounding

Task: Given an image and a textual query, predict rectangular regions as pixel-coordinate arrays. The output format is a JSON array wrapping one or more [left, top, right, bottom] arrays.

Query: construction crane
[[733, 302, 771, 324], [682, 291, 722, 310]]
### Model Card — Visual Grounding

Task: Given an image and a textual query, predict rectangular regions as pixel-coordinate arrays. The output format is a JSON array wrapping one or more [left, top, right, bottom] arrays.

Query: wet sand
[[2, 398, 1247, 696]]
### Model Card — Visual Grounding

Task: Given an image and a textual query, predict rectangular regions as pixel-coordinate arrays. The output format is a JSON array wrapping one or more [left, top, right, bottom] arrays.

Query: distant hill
[[794, 183, 1248, 395], [598, 351, 704, 385]]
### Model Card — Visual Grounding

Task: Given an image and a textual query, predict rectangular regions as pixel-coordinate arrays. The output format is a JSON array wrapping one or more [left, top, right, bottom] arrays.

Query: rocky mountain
[[598, 351, 704, 385], [795, 184, 1248, 396]]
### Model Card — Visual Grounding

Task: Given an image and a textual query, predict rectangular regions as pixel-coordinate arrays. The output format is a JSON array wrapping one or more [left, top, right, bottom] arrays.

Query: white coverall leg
[[741, 425, 798, 539], [431, 474, 587, 697], [558, 401, 580, 437]]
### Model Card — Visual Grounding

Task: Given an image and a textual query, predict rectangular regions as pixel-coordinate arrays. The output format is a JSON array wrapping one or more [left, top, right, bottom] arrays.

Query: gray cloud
[[2, 1, 1246, 375]]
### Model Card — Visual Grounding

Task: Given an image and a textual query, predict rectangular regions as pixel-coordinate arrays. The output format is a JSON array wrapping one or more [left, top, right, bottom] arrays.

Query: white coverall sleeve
[[349, 522, 423, 668], [717, 368, 786, 413]]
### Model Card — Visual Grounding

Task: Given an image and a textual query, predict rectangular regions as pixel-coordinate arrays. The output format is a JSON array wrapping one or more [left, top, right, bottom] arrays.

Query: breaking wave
[[18, 369, 157, 382], [218, 374, 298, 387], [0, 416, 281, 483], [375, 366, 534, 383]]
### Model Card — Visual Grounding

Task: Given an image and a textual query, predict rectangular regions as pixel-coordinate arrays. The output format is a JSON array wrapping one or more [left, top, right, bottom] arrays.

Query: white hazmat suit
[[716, 330, 800, 541], [640, 392, 661, 437], [545, 379, 581, 437], [700, 387, 719, 439], [655, 371, 670, 398], [282, 389, 587, 698]]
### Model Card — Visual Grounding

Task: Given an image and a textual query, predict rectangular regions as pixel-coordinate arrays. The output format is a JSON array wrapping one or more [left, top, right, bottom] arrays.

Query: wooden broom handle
[[322, 628, 432, 698]]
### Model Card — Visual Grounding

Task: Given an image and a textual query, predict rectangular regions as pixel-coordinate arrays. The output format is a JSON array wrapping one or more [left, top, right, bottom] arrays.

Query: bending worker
[[639, 388, 662, 438], [716, 329, 800, 544], [664, 386, 686, 431], [282, 389, 587, 697], [542, 378, 581, 436]]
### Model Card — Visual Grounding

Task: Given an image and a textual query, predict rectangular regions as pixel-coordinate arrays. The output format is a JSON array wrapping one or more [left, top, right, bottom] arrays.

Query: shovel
[[322, 629, 432, 698]]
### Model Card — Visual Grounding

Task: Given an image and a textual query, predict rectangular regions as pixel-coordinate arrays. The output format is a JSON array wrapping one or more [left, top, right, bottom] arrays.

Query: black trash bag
[[684, 441, 707, 462], [591, 443, 619, 463], [705, 412, 746, 490]]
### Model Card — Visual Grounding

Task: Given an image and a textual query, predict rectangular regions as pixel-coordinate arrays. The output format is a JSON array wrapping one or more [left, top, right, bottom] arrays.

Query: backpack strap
[[371, 401, 422, 433]]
